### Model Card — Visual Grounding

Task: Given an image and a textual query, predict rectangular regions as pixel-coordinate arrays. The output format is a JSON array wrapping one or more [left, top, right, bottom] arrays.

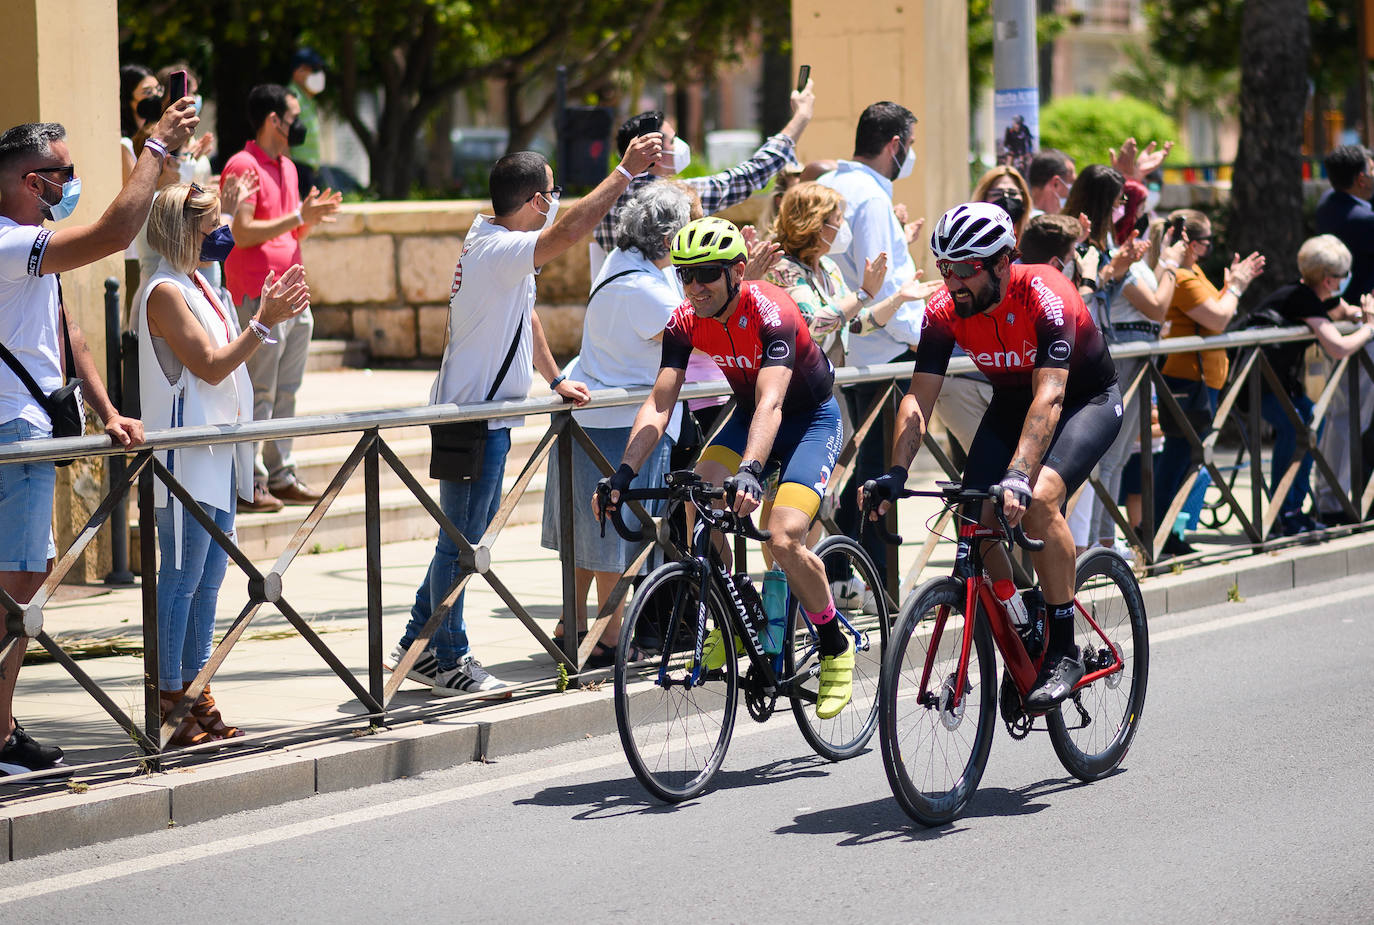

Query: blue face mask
[[36, 174, 82, 221], [1336, 271, 1352, 298], [200, 224, 235, 262]]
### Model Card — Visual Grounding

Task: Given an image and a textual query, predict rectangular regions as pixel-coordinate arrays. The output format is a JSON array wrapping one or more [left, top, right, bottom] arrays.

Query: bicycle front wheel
[[615, 562, 738, 803], [786, 535, 891, 760], [880, 576, 996, 827], [1046, 548, 1149, 782]]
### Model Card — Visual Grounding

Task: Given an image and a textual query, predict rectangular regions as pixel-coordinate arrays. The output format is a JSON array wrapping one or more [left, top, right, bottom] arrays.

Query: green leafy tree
[[1110, 42, 1239, 130], [1040, 95, 1187, 169]]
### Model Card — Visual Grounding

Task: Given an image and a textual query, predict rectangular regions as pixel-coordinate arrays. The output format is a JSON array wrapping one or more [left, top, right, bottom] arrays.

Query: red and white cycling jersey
[[661, 280, 834, 413], [915, 263, 1117, 400]]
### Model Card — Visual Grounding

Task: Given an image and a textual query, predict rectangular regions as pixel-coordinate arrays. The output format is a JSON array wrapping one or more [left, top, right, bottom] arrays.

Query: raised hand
[[861, 252, 888, 297], [620, 132, 664, 177], [218, 170, 259, 219], [153, 97, 200, 152], [301, 186, 343, 224], [257, 264, 310, 327]]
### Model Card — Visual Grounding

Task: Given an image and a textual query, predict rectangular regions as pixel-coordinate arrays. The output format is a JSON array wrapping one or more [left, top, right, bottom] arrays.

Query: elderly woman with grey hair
[[541, 183, 692, 666]]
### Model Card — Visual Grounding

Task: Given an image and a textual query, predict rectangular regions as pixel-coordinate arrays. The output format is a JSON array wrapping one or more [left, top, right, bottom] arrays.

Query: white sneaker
[[431, 655, 512, 698], [1112, 538, 1136, 562], [831, 576, 880, 615], [387, 642, 440, 685]]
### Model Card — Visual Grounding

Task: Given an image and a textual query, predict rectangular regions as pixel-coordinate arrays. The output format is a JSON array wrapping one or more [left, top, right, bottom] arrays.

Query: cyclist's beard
[[953, 277, 1002, 319]]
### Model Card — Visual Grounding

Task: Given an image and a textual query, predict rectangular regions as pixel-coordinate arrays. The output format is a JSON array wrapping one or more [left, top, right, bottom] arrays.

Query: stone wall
[[301, 196, 768, 361]]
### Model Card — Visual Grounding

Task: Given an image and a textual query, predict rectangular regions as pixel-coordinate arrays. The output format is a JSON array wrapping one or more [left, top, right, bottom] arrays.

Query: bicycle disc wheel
[[786, 535, 891, 760], [615, 562, 738, 803], [1046, 548, 1150, 782], [880, 576, 996, 827]]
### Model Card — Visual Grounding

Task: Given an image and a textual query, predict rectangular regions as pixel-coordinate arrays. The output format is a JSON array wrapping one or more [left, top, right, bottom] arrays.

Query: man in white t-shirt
[[0, 103, 197, 778], [390, 131, 664, 697]]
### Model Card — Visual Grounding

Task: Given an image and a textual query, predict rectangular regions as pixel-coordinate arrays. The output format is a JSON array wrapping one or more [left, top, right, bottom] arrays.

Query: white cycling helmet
[[930, 202, 1018, 262]]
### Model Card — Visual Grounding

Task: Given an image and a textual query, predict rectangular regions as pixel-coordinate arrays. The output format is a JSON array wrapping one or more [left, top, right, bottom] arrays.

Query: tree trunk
[[1228, 0, 1310, 305]]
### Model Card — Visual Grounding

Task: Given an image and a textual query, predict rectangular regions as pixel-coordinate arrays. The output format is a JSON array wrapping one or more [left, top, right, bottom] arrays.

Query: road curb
[[4, 533, 1373, 862]]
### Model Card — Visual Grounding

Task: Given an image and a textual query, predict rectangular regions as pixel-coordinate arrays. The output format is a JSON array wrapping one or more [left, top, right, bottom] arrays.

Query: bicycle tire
[[614, 561, 738, 803], [1046, 548, 1149, 782], [786, 535, 891, 760], [879, 576, 997, 826]]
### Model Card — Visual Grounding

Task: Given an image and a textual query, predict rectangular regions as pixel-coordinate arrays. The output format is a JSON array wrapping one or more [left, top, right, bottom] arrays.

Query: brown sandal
[[190, 685, 244, 739], [159, 687, 215, 748]]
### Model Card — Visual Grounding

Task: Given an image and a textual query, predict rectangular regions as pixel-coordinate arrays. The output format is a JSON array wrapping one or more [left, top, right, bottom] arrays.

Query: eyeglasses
[[31, 164, 75, 182], [936, 258, 990, 280], [675, 264, 728, 286], [528, 186, 563, 203]]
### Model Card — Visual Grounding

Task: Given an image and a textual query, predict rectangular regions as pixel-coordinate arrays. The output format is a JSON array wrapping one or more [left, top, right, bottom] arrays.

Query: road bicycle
[[867, 481, 1149, 826], [598, 469, 891, 802]]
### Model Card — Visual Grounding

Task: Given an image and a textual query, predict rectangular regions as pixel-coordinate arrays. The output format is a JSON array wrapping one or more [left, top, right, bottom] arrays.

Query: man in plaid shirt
[[590, 80, 817, 273]]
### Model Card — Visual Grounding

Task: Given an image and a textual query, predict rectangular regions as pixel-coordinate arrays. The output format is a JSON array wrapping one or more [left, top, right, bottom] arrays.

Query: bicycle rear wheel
[[1046, 548, 1149, 781], [880, 577, 996, 827], [615, 562, 738, 802], [786, 535, 891, 760]]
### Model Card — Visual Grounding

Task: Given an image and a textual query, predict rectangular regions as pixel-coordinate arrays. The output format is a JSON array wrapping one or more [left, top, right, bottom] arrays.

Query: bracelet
[[1160, 259, 1180, 270], [855, 287, 872, 303], [248, 318, 278, 345], [294, 208, 305, 226], [1227, 285, 1244, 299], [615, 164, 634, 181], [142, 138, 168, 161], [549, 374, 567, 390]]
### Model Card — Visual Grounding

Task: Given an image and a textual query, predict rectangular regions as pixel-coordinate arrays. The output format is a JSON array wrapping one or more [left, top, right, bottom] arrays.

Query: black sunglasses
[[527, 186, 563, 203], [676, 264, 728, 286], [31, 164, 75, 182]]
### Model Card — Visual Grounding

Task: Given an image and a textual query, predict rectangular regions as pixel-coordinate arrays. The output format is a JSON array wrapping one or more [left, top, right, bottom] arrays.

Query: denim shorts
[[0, 418, 57, 572]]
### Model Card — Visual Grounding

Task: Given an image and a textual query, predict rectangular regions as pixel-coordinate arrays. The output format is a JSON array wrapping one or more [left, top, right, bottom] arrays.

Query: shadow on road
[[514, 754, 834, 818]]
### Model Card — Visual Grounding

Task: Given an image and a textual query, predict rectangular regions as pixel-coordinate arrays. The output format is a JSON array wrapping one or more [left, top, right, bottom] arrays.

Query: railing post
[[104, 276, 134, 585], [138, 454, 162, 768], [1348, 356, 1364, 518], [1247, 354, 1265, 532], [882, 379, 899, 603], [1140, 369, 1156, 563], [364, 432, 384, 711], [556, 412, 579, 665]]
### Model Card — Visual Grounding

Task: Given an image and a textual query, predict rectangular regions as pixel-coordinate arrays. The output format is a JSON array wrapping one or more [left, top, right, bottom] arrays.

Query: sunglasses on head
[[675, 264, 729, 285], [936, 258, 990, 280]]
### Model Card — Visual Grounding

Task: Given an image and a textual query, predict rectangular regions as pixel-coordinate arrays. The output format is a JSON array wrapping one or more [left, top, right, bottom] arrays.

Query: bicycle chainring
[[743, 667, 776, 722], [999, 669, 1032, 739]]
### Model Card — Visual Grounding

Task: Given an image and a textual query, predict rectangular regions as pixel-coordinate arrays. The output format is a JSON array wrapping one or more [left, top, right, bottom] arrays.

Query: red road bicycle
[[868, 481, 1149, 826]]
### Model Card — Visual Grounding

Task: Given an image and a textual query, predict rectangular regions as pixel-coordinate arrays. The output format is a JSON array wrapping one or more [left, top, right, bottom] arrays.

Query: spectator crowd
[[3, 55, 1373, 778]]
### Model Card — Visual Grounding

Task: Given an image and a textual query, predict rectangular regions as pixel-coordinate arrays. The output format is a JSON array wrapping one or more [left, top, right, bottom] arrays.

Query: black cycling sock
[[1046, 601, 1076, 658]]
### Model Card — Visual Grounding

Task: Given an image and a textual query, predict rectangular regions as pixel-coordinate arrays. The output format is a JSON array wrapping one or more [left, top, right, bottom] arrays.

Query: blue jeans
[[1153, 377, 1219, 531], [1260, 390, 1316, 518], [400, 427, 510, 669], [155, 499, 234, 692]]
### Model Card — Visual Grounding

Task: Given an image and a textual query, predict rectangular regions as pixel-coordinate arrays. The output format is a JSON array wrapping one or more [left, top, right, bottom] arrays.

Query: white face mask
[[665, 137, 691, 174], [304, 71, 326, 95], [893, 143, 916, 181], [1336, 271, 1352, 298], [826, 219, 852, 256], [1111, 203, 1126, 224], [535, 193, 559, 229]]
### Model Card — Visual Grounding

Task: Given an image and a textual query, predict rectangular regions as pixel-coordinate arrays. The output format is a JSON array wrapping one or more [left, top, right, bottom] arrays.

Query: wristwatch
[[739, 459, 764, 478]]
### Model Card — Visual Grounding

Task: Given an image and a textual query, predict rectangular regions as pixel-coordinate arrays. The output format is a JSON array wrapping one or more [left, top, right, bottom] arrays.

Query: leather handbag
[[429, 315, 523, 482]]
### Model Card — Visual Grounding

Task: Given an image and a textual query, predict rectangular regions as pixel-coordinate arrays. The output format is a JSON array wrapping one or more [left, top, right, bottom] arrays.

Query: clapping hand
[[301, 187, 343, 225], [217, 170, 259, 220], [741, 225, 782, 280], [257, 264, 310, 327]]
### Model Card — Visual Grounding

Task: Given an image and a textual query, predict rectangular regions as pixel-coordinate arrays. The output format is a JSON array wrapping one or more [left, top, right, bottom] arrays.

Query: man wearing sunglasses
[[865, 202, 1122, 711], [0, 99, 198, 776], [595, 216, 856, 719]]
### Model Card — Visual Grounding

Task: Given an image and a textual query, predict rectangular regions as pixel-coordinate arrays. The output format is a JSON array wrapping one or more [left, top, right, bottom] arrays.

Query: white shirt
[[573, 247, 683, 435], [819, 160, 920, 365], [430, 215, 540, 429], [0, 218, 62, 432], [1107, 261, 1160, 328]]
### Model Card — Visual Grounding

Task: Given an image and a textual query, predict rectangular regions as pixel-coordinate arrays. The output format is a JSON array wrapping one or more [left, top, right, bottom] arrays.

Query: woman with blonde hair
[[972, 165, 1032, 240], [137, 183, 309, 746]]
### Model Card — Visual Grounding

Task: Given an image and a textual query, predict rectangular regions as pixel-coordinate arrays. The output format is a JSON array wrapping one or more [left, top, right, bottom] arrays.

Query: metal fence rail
[[0, 322, 1367, 778]]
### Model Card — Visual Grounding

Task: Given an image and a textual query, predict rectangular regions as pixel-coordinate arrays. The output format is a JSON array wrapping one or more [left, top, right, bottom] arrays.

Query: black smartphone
[[796, 65, 810, 93], [640, 112, 662, 136], [168, 70, 188, 104]]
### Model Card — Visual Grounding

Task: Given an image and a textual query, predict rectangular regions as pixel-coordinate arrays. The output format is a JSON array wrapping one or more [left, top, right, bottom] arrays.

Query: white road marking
[[1149, 584, 1368, 645]]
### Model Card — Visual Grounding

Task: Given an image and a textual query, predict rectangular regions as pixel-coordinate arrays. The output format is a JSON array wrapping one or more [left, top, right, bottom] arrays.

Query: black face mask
[[986, 189, 1025, 225], [283, 117, 307, 147], [135, 93, 163, 123]]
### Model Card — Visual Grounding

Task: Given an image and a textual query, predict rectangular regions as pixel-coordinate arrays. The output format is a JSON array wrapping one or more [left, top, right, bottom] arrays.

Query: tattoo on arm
[[1011, 369, 1067, 473]]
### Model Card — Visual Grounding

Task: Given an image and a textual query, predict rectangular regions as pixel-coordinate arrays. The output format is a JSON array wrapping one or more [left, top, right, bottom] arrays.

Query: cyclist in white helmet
[[864, 202, 1122, 709]]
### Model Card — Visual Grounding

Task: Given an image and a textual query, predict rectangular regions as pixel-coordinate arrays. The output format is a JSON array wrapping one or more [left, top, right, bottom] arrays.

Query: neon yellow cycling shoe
[[686, 627, 743, 672], [815, 642, 855, 719]]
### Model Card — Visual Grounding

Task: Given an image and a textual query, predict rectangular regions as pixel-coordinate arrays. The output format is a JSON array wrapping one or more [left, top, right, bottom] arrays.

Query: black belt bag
[[430, 315, 524, 482]]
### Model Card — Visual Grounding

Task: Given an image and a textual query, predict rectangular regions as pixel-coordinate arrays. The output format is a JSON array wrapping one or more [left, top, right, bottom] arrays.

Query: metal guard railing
[[0, 322, 1366, 779]]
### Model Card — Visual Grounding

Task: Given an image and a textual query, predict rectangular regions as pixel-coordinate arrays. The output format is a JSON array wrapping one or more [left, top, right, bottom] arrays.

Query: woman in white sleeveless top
[[137, 183, 308, 748]]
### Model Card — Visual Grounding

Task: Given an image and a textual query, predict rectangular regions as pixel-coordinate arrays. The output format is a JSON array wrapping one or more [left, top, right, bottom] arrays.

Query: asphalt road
[[1, 576, 1372, 924]]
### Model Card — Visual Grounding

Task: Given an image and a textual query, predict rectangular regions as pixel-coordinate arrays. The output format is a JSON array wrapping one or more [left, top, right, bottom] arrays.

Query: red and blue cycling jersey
[[915, 263, 1117, 401], [661, 280, 834, 413]]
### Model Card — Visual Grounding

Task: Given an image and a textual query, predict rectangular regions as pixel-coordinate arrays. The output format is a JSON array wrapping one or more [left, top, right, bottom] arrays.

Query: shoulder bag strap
[[587, 268, 645, 304], [484, 313, 525, 402], [56, 275, 77, 385]]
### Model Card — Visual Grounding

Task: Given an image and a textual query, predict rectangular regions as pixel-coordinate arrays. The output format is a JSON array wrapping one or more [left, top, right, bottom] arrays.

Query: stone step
[[305, 338, 369, 373]]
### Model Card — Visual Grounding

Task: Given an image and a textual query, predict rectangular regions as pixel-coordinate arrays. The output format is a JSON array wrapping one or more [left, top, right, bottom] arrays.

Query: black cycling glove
[[993, 468, 1032, 509], [867, 465, 909, 503], [725, 460, 764, 506], [597, 463, 637, 510]]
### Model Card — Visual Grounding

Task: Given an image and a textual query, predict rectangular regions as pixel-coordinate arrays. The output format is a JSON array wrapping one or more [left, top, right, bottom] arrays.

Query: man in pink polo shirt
[[222, 84, 341, 512]]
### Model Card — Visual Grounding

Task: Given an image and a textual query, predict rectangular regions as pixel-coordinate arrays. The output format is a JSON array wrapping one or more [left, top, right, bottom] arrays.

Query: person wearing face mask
[[154, 64, 215, 186], [136, 184, 309, 747], [1152, 209, 1265, 555], [389, 135, 659, 696], [0, 101, 198, 777], [973, 166, 1032, 240], [864, 202, 1122, 711], [288, 48, 327, 200], [818, 101, 923, 586], [588, 79, 816, 278], [1249, 235, 1374, 535], [221, 84, 342, 513], [1027, 148, 1076, 218]]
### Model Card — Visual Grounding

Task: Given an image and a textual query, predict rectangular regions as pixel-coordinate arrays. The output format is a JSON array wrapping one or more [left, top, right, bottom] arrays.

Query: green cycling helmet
[[671, 217, 747, 266]]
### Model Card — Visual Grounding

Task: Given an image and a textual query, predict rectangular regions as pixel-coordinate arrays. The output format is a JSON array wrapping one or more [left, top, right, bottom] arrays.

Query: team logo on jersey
[[1030, 276, 1066, 327], [1006, 313, 1015, 324], [814, 465, 832, 494], [1048, 340, 1071, 361], [766, 341, 790, 361], [739, 315, 748, 328]]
